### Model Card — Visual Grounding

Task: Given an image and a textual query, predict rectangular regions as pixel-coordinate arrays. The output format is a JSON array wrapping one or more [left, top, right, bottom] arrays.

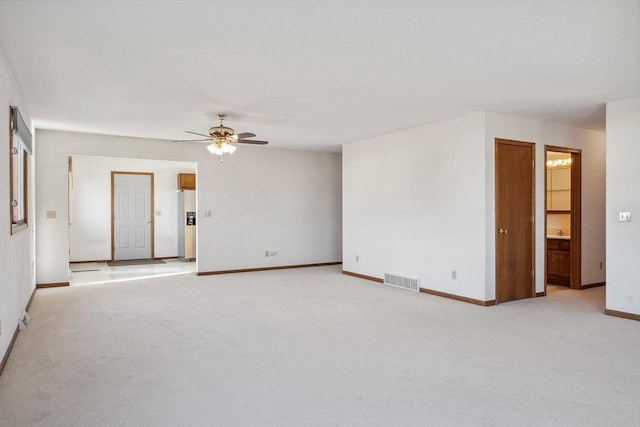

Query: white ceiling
[[0, 0, 638, 152]]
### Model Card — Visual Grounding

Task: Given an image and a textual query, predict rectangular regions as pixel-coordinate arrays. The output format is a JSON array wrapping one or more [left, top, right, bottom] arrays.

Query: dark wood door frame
[[495, 139, 536, 304], [544, 146, 581, 291], [110, 171, 155, 261]]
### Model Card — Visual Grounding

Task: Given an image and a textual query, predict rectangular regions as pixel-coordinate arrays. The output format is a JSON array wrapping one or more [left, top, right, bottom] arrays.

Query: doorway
[[545, 147, 581, 292], [495, 139, 535, 303], [111, 172, 155, 261]]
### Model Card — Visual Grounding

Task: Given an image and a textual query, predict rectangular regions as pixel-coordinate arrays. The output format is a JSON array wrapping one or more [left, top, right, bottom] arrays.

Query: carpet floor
[[0, 266, 638, 426]]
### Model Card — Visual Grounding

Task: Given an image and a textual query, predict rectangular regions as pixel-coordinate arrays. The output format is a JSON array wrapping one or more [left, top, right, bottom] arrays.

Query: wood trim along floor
[[198, 262, 342, 276], [342, 270, 383, 283], [1, 287, 38, 377], [581, 282, 605, 290], [25, 287, 37, 312], [69, 257, 177, 265], [70, 259, 110, 264], [36, 282, 70, 289], [420, 288, 497, 306], [0, 326, 19, 377], [342, 273, 497, 306], [605, 309, 640, 322], [536, 291, 546, 297]]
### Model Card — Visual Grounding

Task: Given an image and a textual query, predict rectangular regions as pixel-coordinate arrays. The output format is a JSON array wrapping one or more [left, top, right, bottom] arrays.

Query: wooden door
[[495, 139, 535, 303], [112, 172, 154, 260]]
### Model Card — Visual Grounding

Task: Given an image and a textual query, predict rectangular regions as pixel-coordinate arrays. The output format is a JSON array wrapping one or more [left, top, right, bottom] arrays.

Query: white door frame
[[111, 171, 155, 261]]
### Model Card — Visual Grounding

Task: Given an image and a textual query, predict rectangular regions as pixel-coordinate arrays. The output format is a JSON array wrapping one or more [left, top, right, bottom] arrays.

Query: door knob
[[499, 228, 508, 234], [146, 219, 152, 224]]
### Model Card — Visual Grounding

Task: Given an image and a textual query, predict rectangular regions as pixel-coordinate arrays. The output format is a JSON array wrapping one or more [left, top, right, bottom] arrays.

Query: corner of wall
[[0, 43, 37, 371], [605, 97, 640, 316]]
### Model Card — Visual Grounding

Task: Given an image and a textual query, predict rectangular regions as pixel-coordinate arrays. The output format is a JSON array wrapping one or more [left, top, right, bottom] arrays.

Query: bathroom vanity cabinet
[[547, 237, 570, 286]]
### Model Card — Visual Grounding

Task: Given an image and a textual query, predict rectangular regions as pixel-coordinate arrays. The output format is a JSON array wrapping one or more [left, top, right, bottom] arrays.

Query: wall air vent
[[384, 273, 420, 292]]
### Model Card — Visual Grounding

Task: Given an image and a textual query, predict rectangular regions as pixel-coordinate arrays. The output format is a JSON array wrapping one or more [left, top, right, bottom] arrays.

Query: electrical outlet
[[46, 210, 56, 219], [356, 255, 359, 263], [600, 261, 604, 270], [451, 270, 457, 280], [269, 251, 277, 256], [619, 211, 631, 222], [265, 250, 269, 257]]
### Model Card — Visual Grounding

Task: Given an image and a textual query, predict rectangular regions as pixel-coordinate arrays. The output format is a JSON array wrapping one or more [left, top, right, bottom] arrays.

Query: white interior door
[[112, 173, 153, 260]]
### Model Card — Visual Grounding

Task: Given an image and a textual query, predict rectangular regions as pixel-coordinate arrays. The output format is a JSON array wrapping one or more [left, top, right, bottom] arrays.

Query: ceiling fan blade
[[235, 132, 256, 139], [172, 138, 211, 142], [185, 130, 211, 138], [236, 139, 269, 145]]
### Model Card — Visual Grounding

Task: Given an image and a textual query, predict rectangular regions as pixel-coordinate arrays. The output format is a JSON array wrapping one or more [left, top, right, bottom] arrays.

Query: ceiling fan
[[174, 114, 268, 162]]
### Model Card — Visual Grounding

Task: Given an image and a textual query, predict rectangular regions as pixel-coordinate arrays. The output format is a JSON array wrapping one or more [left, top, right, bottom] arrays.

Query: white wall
[[343, 113, 488, 301], [606, 97, 640, 316], [0, 49, 35, 361], [485, 113, 606, 297], [343, 112, 606, 303], [70, 156, 196, 261], [36, 130, 342, 284]]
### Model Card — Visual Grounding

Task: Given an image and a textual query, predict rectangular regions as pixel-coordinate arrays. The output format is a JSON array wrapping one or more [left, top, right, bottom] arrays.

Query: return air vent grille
[[384, 273, 420, 292]]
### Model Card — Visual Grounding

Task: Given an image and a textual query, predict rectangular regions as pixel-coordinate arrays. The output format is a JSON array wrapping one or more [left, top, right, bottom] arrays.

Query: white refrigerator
[[177, 190, 196, 261]]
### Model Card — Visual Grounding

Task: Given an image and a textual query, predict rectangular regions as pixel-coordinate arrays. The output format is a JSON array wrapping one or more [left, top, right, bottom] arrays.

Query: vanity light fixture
[[546, 158, 572, 168]]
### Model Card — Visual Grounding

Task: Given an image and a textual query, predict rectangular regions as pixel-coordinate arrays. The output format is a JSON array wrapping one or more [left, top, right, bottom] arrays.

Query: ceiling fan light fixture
[[207, 142, 224, 156], [224, 143, 237, 154], [207, 141, 236, 157], [174, 113, 268, 163]]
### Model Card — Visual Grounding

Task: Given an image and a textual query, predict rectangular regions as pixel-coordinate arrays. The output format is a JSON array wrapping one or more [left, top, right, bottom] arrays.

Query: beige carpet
[[1, 266, 638, 426]]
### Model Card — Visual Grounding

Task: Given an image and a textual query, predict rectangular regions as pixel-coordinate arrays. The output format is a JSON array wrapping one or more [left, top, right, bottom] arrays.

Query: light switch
[[204, 210, 212, 218], [46, 210, 56, 219], [619, 211, 631, 222], [155, 210, 162, 216]]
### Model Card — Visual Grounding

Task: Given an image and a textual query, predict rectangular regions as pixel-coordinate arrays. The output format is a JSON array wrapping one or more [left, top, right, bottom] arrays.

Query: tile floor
[[69, 259, 197, 286], [546, 284, 572, 295]]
